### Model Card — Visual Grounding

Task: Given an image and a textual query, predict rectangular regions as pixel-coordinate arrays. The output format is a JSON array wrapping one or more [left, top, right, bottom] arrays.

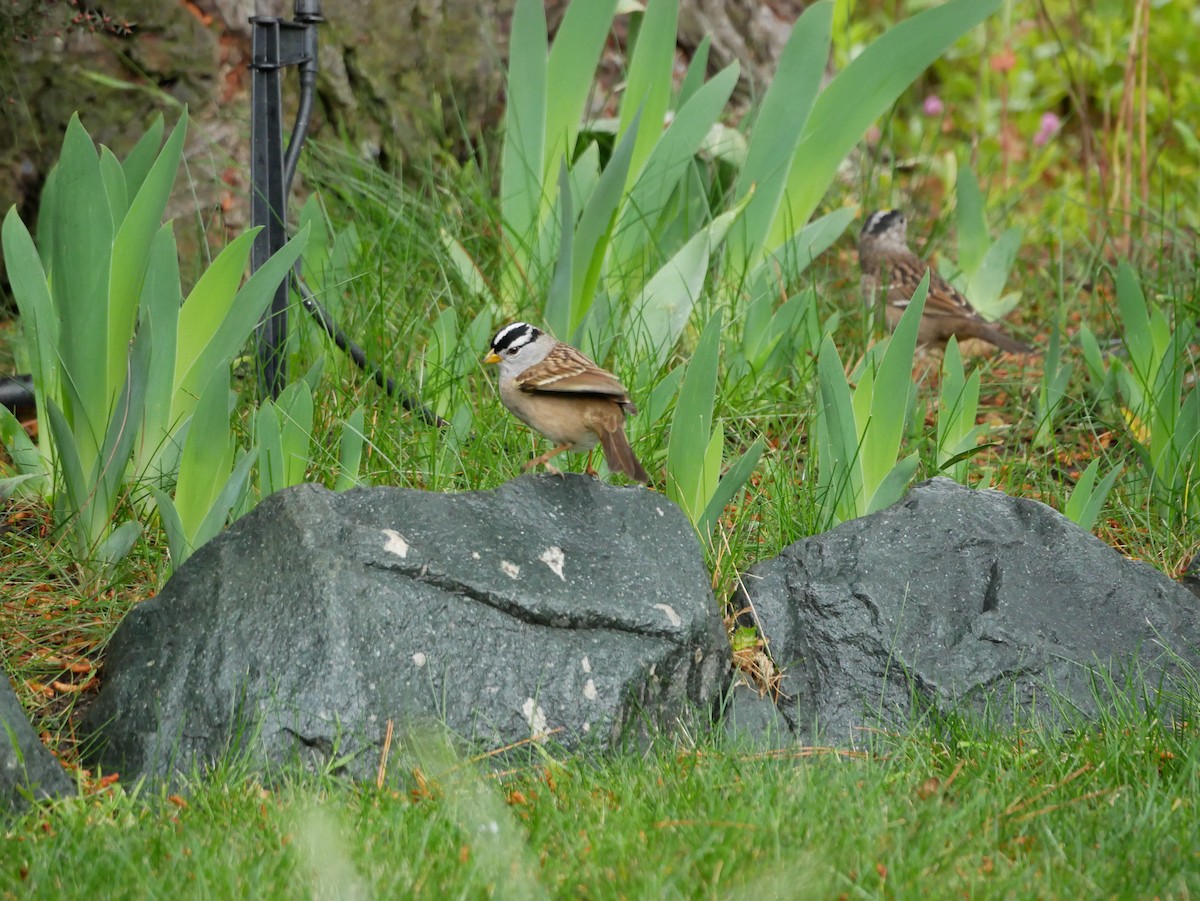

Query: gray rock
[[735, 478, 1200, 746], [1, 677, 74, 812], [719, 682, 795, 748], [84, 476, 729, 783], [1181, 552, 1200, 600]]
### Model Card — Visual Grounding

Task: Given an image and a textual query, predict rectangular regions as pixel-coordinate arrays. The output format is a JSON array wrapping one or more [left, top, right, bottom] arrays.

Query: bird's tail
[[599, 427, 651, 484], [960, 320, 1035, 355]]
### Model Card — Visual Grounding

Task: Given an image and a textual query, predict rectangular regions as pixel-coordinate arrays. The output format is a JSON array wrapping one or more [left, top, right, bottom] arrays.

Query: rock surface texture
[[1, 678, 74, 812], [735, 478, 1200, 746], [84, 477, 729, 782]]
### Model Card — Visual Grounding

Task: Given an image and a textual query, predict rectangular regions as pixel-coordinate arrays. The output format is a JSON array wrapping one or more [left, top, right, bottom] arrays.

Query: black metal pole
[[249, 12, 312, 399], [244, 0, 446, 426]]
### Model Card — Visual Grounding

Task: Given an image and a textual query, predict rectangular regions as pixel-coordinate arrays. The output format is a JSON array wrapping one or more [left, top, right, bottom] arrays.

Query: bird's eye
[[506, 347, 518, 355]]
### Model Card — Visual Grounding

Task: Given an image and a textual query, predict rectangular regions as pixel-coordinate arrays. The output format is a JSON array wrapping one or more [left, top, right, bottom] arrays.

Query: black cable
[[274, 0, 447, 429], [292, 269, 448, 428]]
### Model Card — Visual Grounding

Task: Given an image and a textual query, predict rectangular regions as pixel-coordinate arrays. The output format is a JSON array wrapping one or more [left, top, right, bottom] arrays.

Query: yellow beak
[[484, 352, 501, 364]]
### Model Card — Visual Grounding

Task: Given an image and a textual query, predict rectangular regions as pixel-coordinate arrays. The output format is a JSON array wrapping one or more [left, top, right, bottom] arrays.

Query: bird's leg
[[583, 448, 599, 479], [524, 442, 573, 477]]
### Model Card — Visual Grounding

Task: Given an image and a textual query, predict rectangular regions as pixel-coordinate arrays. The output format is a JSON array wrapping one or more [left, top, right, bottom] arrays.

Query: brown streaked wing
[[887, 253, 981, 321], [516, 343, 631, 399]]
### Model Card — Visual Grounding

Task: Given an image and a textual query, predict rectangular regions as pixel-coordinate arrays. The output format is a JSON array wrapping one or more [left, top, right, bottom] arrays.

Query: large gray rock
[[736, 478, 1200, 745], [84, 477, 729, 782], [1, 677, 74, 812]]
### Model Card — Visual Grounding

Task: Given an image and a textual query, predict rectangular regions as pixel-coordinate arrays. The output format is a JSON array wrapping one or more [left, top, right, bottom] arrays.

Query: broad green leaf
[[50, 114, 114, 464], [817, 335, 862, 522], [751, 206, 856, 286], [98, 147, 127, 226], [440, 229, 490, 299], [334, 407, 366, 492], [616, 0, 677, 186], [193, 447, 256, 554], [731, 1, 833, 267], [611, 63, 739, 282], [151, 487, 188, 565], [257, 399, 284, 496], [175, 229, 259, 379], [696, 437, 765, 537], [45, 399, 95, 556], [954, 166, 989, 275], [964, 226, 1022, 318], [862, 273, 926, 492], [174, 225, 308, 419], [569, 113, 642, 333], [544, 162, 575, 339], [937, 338, 982, 478], [136, 225, 184, 481], [95, 520, 141, 566], [92, 334, 150, 524], [667, 310, 722, 519], [1116, 260, 1153, 383], [866, 452, 920, 514], [173, 368, 235, 537], [276, 380, 315, 487], [625, 221, 709, 371], [0, 474, 44, 500], [2, 209, 59, 414], [544, 0, 619, 179], [1064, 459, 1123, 533], [624, 199, 748, 372], [500, 0, 548, 286], [769, 0, 1002, 253], [109, 109, 187, 399], [120, 113, 166, 198], [677, 34, 710, 108], [0, 404, 43, 477]]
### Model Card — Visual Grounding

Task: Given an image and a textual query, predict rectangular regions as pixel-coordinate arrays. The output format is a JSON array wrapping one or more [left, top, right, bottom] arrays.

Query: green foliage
[[1033, 307, 1073, 449], [1078, 263, 1199, 526], [665, 310, 764, 538], [1064, 458, 1123, 533], [816, 276, 925, 526], [0, 111, 308, 573], [935, 337, 983, 482], [944, 165, 1023, 321], [483, 0, 1005, 499], [151, 369, 255, 572]]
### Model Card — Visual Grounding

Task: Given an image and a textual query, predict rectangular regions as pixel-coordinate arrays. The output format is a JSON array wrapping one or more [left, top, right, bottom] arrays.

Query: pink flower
[[1034, 111, 1062, 146], [923, 95, 945, 117]]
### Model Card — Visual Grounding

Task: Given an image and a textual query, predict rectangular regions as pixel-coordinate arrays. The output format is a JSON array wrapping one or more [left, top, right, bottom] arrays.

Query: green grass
[[2, 704, 1198, 898]]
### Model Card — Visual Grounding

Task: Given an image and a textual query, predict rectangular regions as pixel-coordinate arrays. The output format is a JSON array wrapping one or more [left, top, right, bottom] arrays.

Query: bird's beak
[[484, 352, 501, 364]]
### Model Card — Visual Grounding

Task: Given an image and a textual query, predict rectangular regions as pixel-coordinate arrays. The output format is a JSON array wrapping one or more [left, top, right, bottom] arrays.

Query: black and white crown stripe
[[861, 209, 905, 236], [490, 321, 542, 355]]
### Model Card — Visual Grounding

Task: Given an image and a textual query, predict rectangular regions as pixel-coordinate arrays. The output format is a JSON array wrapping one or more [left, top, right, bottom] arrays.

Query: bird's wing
[[886, 253, 985, 322], [517, 343, 631, 400]]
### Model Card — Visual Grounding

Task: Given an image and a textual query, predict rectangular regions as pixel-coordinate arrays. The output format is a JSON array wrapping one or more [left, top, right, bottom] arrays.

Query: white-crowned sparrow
[[485, 322, 650, 484], [858, 209, 1033, 355]]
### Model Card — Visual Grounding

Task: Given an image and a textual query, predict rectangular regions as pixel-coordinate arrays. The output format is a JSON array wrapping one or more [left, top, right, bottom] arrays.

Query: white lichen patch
[[501, 560, 521, 579], [539, 546, 566, 580], [656, 507, 665, 516], [382, 529, 409, 558], [522, 698, 549, 739], [583, 679, 598, 701], [411, 652, 427, 668], [654, 603, 682, 627], [580, 656, 592, 674]]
